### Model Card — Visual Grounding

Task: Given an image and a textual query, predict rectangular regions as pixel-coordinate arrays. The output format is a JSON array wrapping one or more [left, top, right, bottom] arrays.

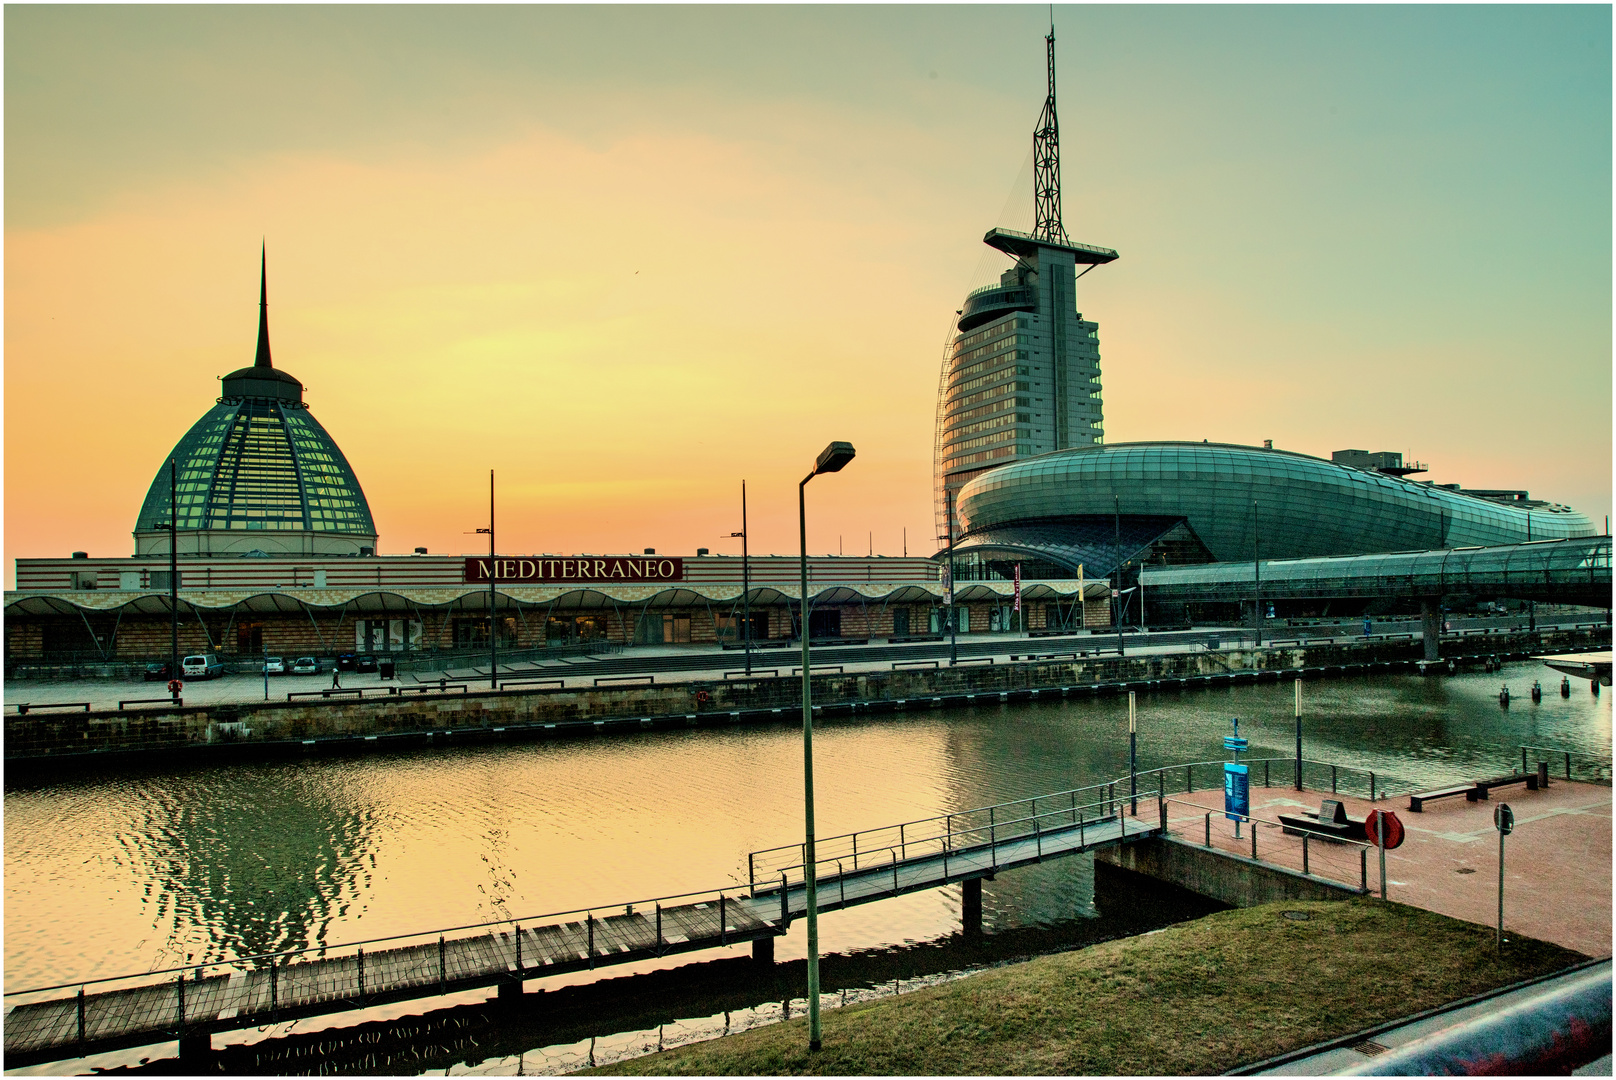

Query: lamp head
[[815, 441, 856, 475]]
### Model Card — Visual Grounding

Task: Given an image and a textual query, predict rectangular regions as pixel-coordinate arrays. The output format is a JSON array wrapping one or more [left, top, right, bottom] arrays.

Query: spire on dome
[[254, 243, 273, 369]]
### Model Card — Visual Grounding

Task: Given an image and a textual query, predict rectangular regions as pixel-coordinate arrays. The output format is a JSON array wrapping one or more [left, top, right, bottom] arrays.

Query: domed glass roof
[[133, 251, 376, 553]]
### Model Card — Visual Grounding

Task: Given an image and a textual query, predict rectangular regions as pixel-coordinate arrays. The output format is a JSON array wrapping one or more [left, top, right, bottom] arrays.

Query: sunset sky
[[6, 6, 1610, 585]]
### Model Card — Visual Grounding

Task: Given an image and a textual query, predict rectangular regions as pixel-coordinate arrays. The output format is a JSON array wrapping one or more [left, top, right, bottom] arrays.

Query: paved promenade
[[1169, 779, 1612, 956]]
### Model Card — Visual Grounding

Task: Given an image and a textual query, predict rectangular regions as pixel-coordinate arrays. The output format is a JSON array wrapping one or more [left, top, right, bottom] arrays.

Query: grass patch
[[588, 899, 1584, 1076]]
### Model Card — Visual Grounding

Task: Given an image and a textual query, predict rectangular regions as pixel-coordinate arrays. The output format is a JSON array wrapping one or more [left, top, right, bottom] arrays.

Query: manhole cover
[[1282, 910, 1311, 921], [1456, 868, 1477, 874]]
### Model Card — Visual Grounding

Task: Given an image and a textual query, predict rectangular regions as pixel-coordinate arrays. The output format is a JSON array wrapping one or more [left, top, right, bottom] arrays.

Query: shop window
[[555, 615, 606, 645], [663, 614, 691, 644], [891, 607, 911, 637], [808, 609, 841, 639], [454, 618, 516, 649]]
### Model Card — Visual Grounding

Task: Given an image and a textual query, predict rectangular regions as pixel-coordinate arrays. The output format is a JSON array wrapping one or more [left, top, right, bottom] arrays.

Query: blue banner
[[1224, 762, 1249, 822]]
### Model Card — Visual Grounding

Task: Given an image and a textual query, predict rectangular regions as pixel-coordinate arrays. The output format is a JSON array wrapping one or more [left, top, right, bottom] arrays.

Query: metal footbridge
[[3, 778, 1155, 1067]]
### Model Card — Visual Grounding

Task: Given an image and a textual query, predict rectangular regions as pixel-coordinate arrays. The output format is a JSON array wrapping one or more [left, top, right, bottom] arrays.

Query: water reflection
[[4, 662, 1607, 990]]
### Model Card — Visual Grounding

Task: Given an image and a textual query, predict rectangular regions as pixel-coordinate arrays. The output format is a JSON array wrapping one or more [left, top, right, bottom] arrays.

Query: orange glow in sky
[[6, 7, 1610, 586]]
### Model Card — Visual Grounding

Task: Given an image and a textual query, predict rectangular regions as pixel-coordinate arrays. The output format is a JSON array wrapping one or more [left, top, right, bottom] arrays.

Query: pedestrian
[[331, 667, 341, 690]]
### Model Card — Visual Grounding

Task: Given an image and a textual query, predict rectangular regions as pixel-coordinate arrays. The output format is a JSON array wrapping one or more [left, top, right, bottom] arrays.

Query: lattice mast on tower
[[1032, 26, 1067, 244]]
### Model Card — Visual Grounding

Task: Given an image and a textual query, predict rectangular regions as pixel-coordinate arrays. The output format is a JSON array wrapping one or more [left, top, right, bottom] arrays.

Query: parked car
[[356, 655, 378, 673], [143, 661, 173, 682], [182, 654, 224, 679], [336, 652, 358, 672], [262, 656, 286, 675], [291, 656, 320, 676]]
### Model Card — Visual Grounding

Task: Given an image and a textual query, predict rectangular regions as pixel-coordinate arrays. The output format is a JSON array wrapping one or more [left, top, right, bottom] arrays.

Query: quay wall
[[6, 627, 1605, 768], [1097, 837, 1363, 907]]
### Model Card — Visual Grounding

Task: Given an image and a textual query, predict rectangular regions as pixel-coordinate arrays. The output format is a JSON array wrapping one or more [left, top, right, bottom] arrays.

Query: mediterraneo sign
[[463, 557, 684, 584]]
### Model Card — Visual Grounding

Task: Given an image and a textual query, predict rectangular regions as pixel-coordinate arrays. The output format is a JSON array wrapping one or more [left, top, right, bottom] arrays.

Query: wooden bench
[[1408, 785, 1477, 812], [1278, 799, 1365, 841], [1473, 773, 1539, 800]]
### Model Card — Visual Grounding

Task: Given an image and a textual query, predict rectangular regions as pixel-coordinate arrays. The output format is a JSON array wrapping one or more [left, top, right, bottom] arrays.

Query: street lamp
[[724, 480, 751, 676], [152, 458, 180, 703], [474, 470, 496, 690], [799, 439, 854, 1053]]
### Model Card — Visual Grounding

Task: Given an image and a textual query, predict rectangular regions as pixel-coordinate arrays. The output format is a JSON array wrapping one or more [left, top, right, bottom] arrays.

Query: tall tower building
[[933, 25, 1117, 538]]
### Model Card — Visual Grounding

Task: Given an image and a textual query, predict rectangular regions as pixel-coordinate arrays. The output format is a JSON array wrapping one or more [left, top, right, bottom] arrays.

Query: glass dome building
[[133, 255, 377, 557], [951, 440, 1597, 581]]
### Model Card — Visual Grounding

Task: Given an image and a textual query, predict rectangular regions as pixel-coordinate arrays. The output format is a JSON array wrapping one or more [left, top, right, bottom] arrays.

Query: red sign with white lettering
[[463, 557, 684, 584]]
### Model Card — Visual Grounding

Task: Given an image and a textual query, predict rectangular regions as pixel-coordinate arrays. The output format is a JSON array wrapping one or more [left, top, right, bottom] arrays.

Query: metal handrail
[[2, 879, 747, 999], [1158, 797, 1373, 892], [1520, 743, 1612, 782]]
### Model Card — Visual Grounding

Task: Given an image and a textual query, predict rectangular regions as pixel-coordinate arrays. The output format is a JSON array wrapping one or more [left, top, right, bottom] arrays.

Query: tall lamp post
[[475, 470, 497, 690], [725, 480, 751, 676], [153, 458, 181, 703], [946, 487, 958, 666], [799, 439, 855, 1053]]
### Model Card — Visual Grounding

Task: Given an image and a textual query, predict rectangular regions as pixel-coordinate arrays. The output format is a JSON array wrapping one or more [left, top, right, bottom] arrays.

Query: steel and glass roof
[[956, 441, 1597, 564]]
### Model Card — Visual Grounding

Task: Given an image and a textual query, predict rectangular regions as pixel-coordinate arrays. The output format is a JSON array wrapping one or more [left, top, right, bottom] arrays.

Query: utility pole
[[947, 488, 959, 665], [1252, 501, 1263, 647], [475, 472, 497, 689], [168, 458, 179, 701]]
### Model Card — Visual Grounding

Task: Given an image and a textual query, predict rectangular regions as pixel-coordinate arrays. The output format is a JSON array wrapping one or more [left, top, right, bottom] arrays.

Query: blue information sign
[[1224, 762, 1250, 822]]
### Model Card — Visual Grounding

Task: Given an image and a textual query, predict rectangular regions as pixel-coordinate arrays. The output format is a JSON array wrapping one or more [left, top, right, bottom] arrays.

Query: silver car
[[262, 656, 286, 675], [290, 656, 320, 676]]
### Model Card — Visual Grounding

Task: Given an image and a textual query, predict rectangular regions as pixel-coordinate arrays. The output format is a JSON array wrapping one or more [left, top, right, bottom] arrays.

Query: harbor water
[[6, 661, 1610, 999]]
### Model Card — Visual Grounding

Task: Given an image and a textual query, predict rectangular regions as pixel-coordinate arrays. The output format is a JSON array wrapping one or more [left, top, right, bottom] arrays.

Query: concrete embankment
[[6, 627, 1604, 768]]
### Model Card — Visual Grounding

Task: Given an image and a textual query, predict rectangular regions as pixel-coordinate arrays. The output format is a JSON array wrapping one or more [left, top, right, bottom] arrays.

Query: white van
[[182, 654, 225, 679]]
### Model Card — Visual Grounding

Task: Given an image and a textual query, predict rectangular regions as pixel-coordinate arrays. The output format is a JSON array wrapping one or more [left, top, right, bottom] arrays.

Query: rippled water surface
[[6, 662, 1609, 991]]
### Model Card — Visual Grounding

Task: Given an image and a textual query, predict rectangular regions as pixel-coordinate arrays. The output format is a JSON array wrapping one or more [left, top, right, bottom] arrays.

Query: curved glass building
[[133, 254, 377, 557], [952, 441, 1597, 581]]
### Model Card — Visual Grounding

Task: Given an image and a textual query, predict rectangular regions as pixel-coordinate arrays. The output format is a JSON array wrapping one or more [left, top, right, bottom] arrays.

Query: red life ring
[[167, 679, 184, 695], [695, 690, 710, 704], [1363, 809, 1405, 850]]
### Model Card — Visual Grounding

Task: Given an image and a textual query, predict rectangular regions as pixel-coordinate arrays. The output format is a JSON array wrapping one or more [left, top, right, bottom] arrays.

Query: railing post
[[1079, 810, 1085, 847], [947, 814, 953, 852], [656, 904, 663, 955], [587, 913, 595, 968], [1186, 765, 1192, 793], [176, 973, 185, 1026], [749, 852, 755, 894], [1565, 751, 1572, 781], [1303, 833, 1310, 875], [1522, 747, 1529, 776], [1264, 760, 1269, 789], [900, 823, 906, 860], [1370, 771, 1376, 802], [1331, 764, 1338, 793], [781, 873, 789, 927], [515, 923, 522, 973], [1036, 814, 1043, 859], [1158, 774, 1167, 833], [838, 862, 845, 907], [852, 832, 858, 871], [893, 850, 900, 895], [77, 986, 86, 1045], [720, 894, 728, 944], [438, 936, 445, 993], [1360, 847, 1368, 892], [1250, 817, 1257, 859], [357, 947, 365, 998], [1204, 811, 1211, 848]]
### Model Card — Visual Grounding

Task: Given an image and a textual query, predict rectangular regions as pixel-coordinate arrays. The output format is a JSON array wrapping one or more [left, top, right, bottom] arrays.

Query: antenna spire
[[254, 242, 273, 368], [1032, 24, 1068, 244]]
